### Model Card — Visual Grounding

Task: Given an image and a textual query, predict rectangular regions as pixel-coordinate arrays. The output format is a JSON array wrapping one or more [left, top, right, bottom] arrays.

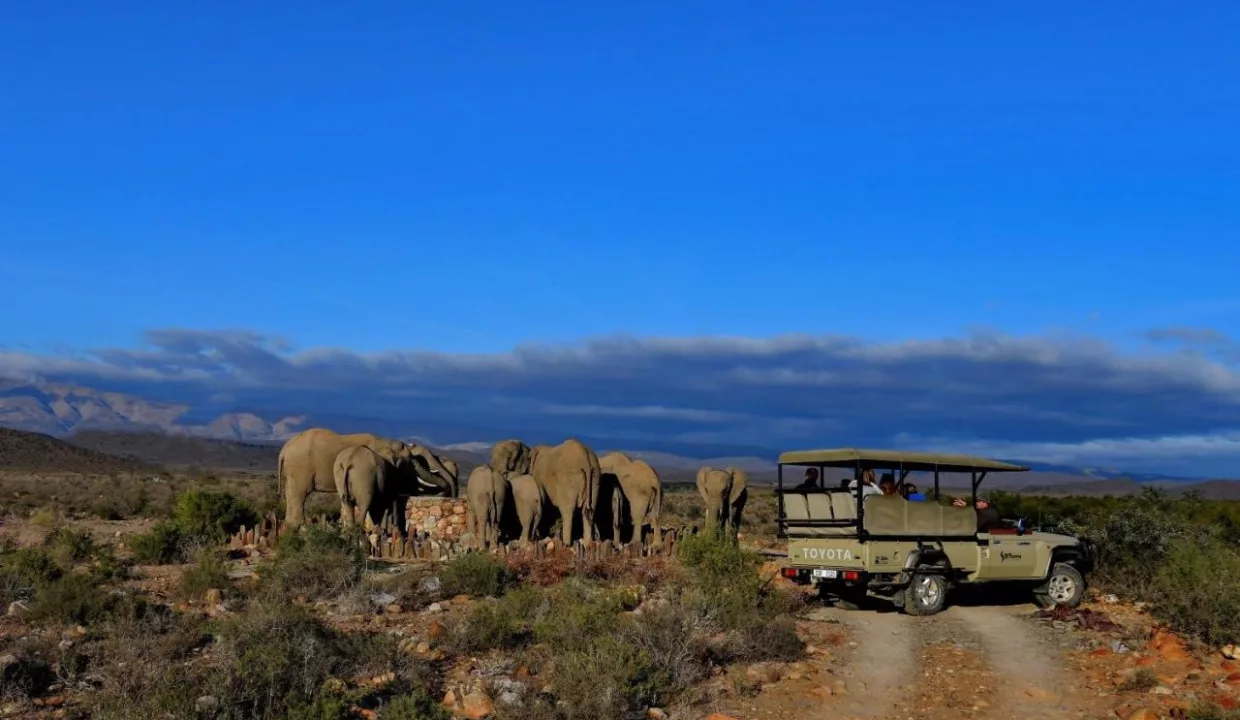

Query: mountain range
[[0, 376, 1234, 496]]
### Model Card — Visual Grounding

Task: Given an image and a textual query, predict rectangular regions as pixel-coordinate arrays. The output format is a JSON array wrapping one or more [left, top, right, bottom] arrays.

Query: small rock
[[1124, 709, 1160, 720], [647, 709, 668, 720], [461, 689, 494, 719], [369, 592, 397, 608], [416, 642, 431, 655], [386, 604, 403, 615], [420, 576, 442, 593], [427, 602, 444, 613], [1111, 640, 1130, 654], [6, 601, 28, 618], [1103, 594, 1120, 604], [1149, 686, 1174, 695], [57, 640, 74, 651], [196, 696, 219, 713], [1224, 644, 1240, 661]]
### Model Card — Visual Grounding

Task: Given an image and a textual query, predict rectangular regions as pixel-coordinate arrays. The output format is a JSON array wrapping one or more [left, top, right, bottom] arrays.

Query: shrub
[[0, 547, 63, 605], [180, 548, 232, 600], [381, 689, 452, 720], [533, 580, 629, 653], [445, 585, 545, 653], [129, 522, 186, 564], [440, 552, 516, 598], [1148, 536, 1240, 645], [43, 527, 97, 566], [1119, 667, 1159, 692], [676, 528, 766, 628], [550, 633, 662, 720], [208, 603, 353, 719], [260, 526, 368, 601], [172, 491, 259, 543], [0, 644, 55, 700]]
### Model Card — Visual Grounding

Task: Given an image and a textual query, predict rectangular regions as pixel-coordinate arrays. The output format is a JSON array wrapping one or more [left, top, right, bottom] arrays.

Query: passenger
[[793, 467, 821, 492], [878, 474, 898, 496], [848, 469, 882, 497], [952, 495, 1002, 532], [901, 482, 926, 501]]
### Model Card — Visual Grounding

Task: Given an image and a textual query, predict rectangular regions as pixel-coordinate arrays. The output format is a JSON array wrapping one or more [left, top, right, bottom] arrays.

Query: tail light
[[781, 568, 799, 578], [842, 570, 860, 581]]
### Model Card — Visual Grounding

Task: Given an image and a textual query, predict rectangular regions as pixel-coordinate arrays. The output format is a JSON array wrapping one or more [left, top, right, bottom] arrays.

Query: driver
[[953, 495, 1001, 531], [793, 467, 821, 491]]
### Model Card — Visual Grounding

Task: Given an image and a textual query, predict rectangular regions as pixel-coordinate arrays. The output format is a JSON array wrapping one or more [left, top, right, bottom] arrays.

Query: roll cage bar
[[774, 448, 1029, 539]]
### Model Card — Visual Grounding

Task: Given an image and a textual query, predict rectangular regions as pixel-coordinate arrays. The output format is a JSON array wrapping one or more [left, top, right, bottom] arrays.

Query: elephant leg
[[580, 503, 594, 547], [555, 501, 575, 545], [339, 499, 356, 528], [284, 481, 309, 526]]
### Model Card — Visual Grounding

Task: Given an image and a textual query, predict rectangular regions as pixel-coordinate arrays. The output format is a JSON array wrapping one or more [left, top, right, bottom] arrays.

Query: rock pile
[[405, 498, 469, 542]]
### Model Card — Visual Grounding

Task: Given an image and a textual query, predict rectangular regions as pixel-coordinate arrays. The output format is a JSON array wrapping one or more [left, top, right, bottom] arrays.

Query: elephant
[[278, 428, 423, 526], [465, 466, 510, 550], [508, 473, 546, 544], [407, 449, 459, 497], [599, 452, 664, 546], [528, 439, 601, 546], [725, 465, 749, 536], [696, 465, 748, 537], [334, 444, 437, 531], [490, 439, 533, 475]]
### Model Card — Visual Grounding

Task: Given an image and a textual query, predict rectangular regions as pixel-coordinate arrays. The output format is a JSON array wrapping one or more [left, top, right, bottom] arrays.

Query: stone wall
[[406, 497, 469, 542]]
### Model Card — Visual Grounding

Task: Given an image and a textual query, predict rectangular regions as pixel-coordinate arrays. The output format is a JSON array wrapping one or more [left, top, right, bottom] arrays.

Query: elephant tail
[[276, 452, 285, 504]]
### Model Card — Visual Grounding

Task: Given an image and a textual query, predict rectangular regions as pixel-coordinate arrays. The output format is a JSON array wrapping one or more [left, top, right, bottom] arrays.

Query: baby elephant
[[508, 473, 546, 544], [334, 445, 408, 531]]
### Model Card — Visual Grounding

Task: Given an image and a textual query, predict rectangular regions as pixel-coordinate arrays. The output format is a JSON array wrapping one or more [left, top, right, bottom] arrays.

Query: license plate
[[811, 569, 838, 579]]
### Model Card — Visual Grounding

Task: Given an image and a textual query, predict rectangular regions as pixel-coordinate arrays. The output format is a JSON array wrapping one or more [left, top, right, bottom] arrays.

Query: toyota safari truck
[[776, 448, 1097, 616]]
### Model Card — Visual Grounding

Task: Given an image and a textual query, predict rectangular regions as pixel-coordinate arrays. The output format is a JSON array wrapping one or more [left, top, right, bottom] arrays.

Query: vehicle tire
[[1034, 562, 1085, 609], [903, 572, 949, 616]]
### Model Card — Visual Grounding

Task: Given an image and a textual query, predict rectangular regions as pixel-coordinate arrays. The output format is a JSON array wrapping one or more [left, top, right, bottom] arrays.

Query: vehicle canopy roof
[[777, 448, 1028, 474]]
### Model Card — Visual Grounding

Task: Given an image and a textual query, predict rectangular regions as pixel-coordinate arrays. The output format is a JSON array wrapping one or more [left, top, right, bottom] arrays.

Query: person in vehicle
[[901, 482, 926, 501], [848, 468, 882, 497], [878, 473, 898, 496], [953, 495, 1001, 531], [793, 467, 821, 491]]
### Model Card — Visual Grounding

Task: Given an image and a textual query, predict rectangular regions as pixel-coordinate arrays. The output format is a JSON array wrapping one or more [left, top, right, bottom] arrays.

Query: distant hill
[[68, 430, 282, 472], [0, 427, 154, 474]]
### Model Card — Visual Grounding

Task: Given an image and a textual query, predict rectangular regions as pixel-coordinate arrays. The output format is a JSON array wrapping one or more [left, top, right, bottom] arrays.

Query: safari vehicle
[[777, 448, 1097, 616]]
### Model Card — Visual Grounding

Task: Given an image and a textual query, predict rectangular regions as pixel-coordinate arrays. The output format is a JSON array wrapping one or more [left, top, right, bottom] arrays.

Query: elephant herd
[[277, 428, 460, 530], [467, 438, 669, 549], [274, 427, 751, 547]]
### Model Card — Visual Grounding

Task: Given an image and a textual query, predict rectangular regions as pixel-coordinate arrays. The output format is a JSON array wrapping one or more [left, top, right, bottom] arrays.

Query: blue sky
[[1, 3, 1239, 473]]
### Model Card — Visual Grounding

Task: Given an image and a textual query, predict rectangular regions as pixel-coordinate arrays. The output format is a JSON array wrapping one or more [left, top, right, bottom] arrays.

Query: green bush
[[446, 585, 545, 653], [43, 527, 98, 566], [439, 552, 517, 598], [676, 528, 766, 628], [550, 633, 662, 720], [533, 580, 629, 653], [129, 522, 186, 564], [260, 526, 367, 601], [173, 491, 259, 543], [381, 689, 452, 720], [0, 547, 63, 605], [1148, 536, 1240, 645], [180, 548, 232, 600]]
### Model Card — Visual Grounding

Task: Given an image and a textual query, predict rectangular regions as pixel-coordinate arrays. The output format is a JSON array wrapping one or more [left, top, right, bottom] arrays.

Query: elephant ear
[[696, 466, 710, 486]]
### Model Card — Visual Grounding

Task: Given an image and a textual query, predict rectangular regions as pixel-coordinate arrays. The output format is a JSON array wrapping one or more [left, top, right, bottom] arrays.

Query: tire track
[[807, 606, 919, 719]]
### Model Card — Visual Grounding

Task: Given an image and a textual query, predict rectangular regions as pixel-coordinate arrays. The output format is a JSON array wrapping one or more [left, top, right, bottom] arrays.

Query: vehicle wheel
[[1034, 563, 1085, 608], [903, 572, 949, 616]]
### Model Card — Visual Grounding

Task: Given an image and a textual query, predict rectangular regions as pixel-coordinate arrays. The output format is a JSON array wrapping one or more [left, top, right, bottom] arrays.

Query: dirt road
[[721, 600, 1118, 720]]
